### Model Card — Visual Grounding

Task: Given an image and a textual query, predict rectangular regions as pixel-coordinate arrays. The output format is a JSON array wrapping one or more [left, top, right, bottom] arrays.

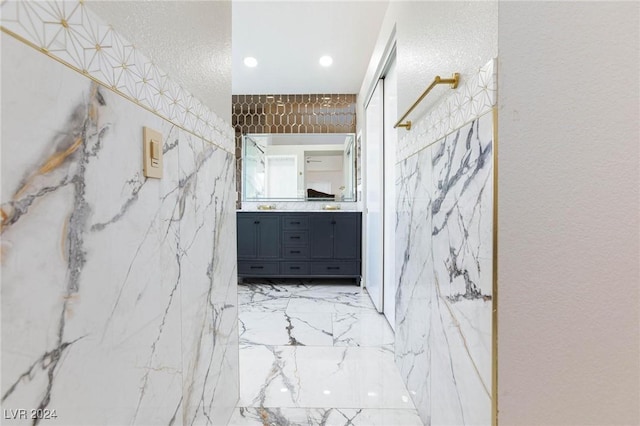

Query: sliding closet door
[[364, 79, 384, 312], [382, 55, 398, 330]]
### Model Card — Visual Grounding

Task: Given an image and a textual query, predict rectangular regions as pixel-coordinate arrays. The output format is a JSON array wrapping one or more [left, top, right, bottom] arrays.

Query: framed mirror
[[242, 133, 356, 202]]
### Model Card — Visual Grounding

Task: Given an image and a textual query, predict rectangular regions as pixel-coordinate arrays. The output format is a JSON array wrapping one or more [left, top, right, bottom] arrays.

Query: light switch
[[151, 140, 160, 161], [143, 127, 163, 179]]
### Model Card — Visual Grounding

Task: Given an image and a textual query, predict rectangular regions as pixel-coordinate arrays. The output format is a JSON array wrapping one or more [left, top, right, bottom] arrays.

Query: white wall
[[497, 2, 640, 424]]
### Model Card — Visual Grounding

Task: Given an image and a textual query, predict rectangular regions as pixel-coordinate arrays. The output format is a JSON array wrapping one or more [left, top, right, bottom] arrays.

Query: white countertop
[[240, 201, 361, 212]]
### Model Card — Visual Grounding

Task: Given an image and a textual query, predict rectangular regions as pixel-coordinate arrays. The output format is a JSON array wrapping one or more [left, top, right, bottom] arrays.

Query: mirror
[[242, 133, 356, 202]]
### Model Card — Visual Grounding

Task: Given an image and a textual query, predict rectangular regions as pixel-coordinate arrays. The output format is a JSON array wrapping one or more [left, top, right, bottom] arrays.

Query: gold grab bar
[[394, 73, 460, 131]]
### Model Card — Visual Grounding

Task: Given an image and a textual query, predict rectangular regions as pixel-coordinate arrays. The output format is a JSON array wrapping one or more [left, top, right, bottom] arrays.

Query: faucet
[[257, 204, 276, 210]]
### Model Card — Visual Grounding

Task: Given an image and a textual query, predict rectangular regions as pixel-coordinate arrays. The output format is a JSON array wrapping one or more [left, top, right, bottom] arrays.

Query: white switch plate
[[143, 127, 163, 179]]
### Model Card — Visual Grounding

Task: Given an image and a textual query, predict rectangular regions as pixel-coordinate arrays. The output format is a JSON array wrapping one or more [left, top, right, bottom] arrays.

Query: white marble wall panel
[[176, 127, 239, 424], [395, 111, 494, 425], [1, 30, 237, 425], [395, 150, 434, 423]]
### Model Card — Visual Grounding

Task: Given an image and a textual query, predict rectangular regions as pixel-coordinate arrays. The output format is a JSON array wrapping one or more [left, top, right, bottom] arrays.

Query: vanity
[[237, 211, 362, 282]]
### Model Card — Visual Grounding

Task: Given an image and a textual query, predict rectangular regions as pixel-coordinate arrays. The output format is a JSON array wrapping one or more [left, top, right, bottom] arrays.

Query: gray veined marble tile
[[292, 283, 365, 296], [238, 283, 295, 312], [332, 312, 394, 348], [394, 144, 436, 424], [430, 284, 491, 426], [239, 345, 415, 410], [430, 115, 493, 301], [395, 111, 494, 425], [234, 283, 420, 424], [286, 286, 378, 315], [228, 407, 424, 426], [240, 311, 333, 346]]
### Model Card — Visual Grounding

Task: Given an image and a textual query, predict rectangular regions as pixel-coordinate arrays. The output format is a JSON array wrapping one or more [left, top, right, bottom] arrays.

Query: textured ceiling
[[232, 1, 389, 94]]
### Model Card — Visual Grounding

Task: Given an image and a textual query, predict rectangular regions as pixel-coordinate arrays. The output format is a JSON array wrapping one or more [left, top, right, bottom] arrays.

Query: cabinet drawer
[[238, 261, 279, 275], [283, 216, 309, 230], [283, 246, 309, 259], [280, 262, 310, 275], [311, 262, 360, 276], [283, 230, 308, 245]]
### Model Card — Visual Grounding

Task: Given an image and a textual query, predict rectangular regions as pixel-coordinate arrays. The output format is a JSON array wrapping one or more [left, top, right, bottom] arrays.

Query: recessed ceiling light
[[244, 57, 258, 68], [319, 55, 333, 67]]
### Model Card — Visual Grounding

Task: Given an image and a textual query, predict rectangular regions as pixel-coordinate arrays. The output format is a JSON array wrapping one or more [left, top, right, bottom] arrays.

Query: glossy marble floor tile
[[240, 311, 333, 346], [233, 281, 423, 425], [332, 312, 395, 348], [238, 283, 293, 313], [228, 407, 424, 426], [238, 345, 410, 409], [285, 285, 379, 315]]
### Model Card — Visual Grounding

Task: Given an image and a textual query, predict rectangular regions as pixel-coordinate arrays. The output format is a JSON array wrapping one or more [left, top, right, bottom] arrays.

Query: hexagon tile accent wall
[[232, 94, 356, 134]]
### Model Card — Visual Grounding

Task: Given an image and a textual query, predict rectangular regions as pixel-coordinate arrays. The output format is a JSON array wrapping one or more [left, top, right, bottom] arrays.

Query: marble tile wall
[[395, 59, 496, 425], [0, 14, 237, 426]]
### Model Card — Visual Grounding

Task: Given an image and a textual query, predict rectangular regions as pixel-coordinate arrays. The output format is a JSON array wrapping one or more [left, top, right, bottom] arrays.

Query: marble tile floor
[[228, 279, 424, 426]]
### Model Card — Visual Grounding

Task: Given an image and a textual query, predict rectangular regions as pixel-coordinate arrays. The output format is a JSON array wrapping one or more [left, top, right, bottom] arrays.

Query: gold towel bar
[[394, 73, 460, 131]]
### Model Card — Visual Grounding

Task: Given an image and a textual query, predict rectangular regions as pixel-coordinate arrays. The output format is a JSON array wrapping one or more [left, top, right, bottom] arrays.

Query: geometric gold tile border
[[397, 58, 497, 161], [1, 0, 234, 154]]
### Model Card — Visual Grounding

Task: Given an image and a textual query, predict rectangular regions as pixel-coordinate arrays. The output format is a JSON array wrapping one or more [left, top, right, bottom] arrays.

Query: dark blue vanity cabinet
[[236, 214, 281, 275], [237, 212, 362, 281]]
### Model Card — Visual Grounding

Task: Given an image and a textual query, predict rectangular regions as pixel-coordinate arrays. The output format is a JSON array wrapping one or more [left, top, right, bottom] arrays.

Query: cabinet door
[[309, 215, 334, 258], [333, 214, 360, 260], [257, 215, 280, 258], [237, 214, 258, 258]]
